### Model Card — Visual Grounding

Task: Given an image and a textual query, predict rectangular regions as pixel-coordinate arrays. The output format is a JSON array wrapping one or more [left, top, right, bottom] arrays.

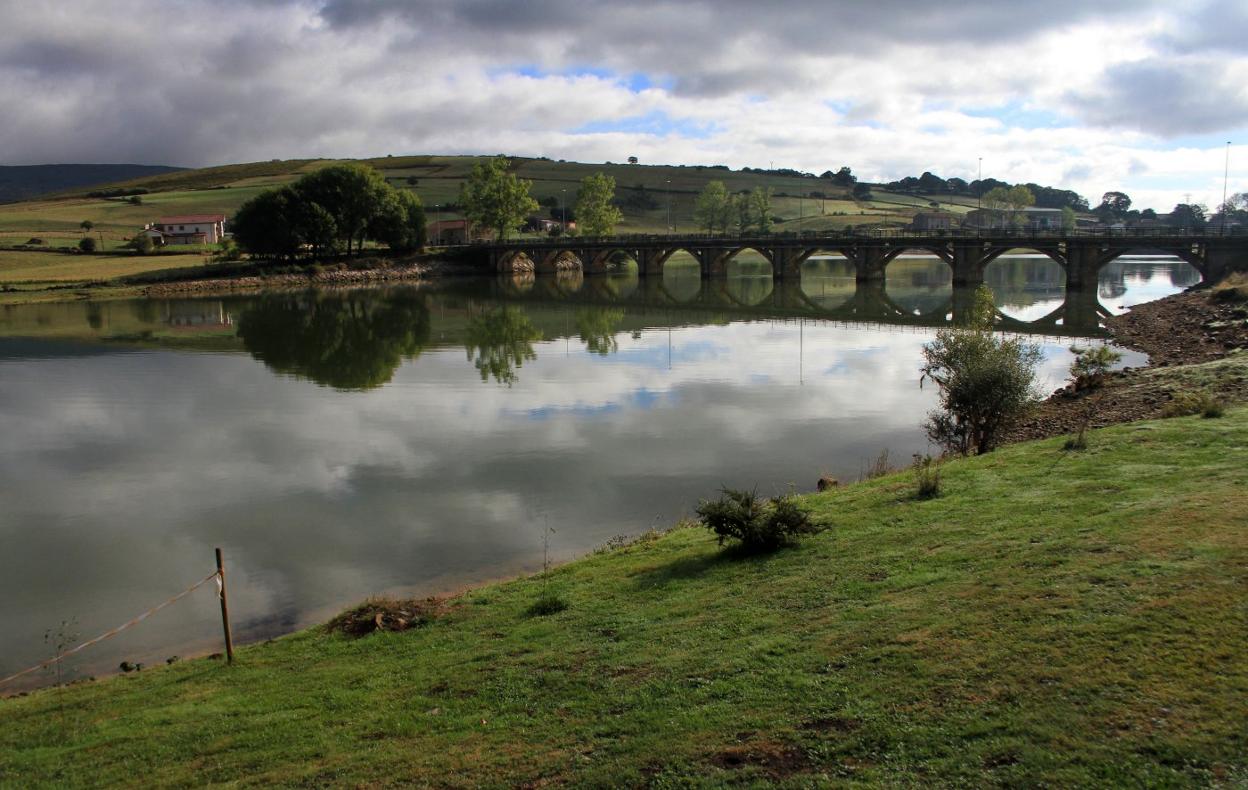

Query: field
[[2, 408, 1245, 787], [0, 155, 978, 244]]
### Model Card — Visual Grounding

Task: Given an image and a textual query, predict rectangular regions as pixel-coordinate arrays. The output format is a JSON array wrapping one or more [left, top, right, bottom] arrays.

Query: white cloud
[[0, 0, 1246, 209]]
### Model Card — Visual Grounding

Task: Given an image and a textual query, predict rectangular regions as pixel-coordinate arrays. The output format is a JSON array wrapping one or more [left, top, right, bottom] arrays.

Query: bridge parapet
[[480, 229, 1248, 287]]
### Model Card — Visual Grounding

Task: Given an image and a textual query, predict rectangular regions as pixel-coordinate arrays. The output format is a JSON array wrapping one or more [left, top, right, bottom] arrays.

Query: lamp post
[[665, 179, 671, 235], [977, 157, 983, 232], [560, 188, 566, 233], [1222, 141, 1231, 236]]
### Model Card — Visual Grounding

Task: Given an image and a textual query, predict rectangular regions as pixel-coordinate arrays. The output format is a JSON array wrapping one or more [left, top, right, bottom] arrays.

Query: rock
[[816, 475, 838, 492]]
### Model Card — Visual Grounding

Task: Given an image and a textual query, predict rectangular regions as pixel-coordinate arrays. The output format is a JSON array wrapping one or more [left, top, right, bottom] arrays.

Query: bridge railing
[[469, 225, 1245, 248]]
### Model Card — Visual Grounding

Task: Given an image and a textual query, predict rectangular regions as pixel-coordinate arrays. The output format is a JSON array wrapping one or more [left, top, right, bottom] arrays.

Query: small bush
[[127, 235, 154, 255], [26, 237, 44, 245], [1161, 390, 1226, 418], [1069, 344, 1123, 391], [77, 237, 97, 252], [526, 591, 569, 617], [912, 454, 942, 499], [695, 488, 817, 551]]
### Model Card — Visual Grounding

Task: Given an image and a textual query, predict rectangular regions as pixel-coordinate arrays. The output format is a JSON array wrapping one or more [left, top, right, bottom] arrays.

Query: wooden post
[[215, 548, 235, 664]]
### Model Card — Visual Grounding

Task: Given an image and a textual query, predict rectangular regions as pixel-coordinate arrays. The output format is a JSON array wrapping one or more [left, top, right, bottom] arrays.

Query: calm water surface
[[0, 256, 1195, 686]]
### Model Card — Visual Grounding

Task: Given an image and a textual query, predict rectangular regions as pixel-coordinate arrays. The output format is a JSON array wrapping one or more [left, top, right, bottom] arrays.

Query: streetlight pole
[[1222, 141, 1231, 236], [665, 179, 671, 235], [560, 188, 566, 233], [977, 157, 983, 234]]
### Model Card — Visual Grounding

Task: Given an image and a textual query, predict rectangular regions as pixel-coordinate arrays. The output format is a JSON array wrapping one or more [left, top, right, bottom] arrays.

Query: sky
[[2, 0, 1247, 210]]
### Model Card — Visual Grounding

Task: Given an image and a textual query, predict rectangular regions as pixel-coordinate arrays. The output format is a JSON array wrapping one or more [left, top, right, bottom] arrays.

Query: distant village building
[[142, 214, 227, 245], [427, 219, 472, 244], [963, 207, 1067, 231], [908, 212, 955, 231]]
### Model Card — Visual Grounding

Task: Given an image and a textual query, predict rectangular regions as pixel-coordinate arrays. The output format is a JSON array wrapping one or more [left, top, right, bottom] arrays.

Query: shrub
[[1069, 344, 1123, 390], [1161, 390, 1226, 418], [326, 596, 439, 637], [26, 237, 44, 245], [911, 454, 941, 499], [77, 236, 97, 252], [525, 591, 569, 617], [127, 235, 154, 255], [920, 285, 1041, 455], [695, 488, 817, 551]]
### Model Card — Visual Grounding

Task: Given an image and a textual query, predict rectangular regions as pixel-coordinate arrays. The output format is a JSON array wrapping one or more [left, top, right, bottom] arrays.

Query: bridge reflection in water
[[478, 255, 1198, 339]]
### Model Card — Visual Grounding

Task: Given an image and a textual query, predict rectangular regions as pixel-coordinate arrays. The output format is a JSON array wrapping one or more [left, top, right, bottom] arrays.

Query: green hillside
[[0, 155, 979, 247], [1, 407, 1245, 786]]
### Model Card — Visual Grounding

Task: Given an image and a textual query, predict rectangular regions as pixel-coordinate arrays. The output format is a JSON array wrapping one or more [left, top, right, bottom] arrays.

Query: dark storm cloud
[[0, 0, 1244, 166], [1066, 60, 1248, 137]]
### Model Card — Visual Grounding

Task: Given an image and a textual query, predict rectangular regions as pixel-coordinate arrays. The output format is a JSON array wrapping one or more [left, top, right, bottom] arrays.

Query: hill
[[0, 155, 982, 249], [0, 164, 185, 204], [1, 407, 1245, 786]]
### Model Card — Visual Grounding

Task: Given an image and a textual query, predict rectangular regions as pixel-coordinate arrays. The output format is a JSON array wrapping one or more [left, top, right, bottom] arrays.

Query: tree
[[232, 186, 320, 259], [981, 186, 1012, 228], [1095, 191, 1132, 222], [920, 285, 1041, 455], [852, 182, 873, 201], [127, 234, 154, 255], [573, 172, 624, 237], [1061, 206, 1077, 231], [693, 180, 732, 234], [79, 220, 94, 234], [294, 163, 391, 254], [77, 236, 96, 252], [459, 156, 539, 241], [1171, 203, 1207, 231], [627, 156, 638, 165], [733, 192, 754, 233], [749, 186, 774, 233], [831, 166, 856, 187], [370, 189, 426, 252], [1007, 185, 1035, 226]]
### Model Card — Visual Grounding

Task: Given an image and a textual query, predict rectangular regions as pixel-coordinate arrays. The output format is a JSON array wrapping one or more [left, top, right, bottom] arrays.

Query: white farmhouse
[[142, 214, 227, 245]]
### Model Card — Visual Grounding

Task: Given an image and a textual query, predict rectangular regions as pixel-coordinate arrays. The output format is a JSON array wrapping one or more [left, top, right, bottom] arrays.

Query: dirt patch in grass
[[710, 739, 809, 779], [325, 596, 442, 637]]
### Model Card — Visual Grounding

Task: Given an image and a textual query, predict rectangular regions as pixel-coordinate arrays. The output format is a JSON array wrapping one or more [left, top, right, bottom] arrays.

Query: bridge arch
[[1093, 245, 1206, 281]]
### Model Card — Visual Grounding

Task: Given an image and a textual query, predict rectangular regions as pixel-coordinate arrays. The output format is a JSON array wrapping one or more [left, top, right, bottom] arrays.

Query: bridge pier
[[850, 247, 889, 282], [1064, 241, 1102, 293], [951, 242, 987, 286], [1204, 238, 1248, 283]]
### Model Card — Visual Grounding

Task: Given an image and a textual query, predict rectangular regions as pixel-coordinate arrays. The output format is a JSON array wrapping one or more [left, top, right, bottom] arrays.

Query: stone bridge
[[481, 229, 1248, 291]]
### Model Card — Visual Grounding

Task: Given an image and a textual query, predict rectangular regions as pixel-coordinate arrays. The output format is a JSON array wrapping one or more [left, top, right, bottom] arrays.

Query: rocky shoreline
[[1008, 286, 1248, 444]]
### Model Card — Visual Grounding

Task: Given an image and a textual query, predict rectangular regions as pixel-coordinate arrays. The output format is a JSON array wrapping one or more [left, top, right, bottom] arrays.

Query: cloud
[[0, 0, 1246, 209]]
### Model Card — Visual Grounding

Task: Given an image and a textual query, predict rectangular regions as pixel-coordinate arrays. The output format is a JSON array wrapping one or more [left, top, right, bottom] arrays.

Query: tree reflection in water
[[575, 307, 625, 355], [464, 306, 543, 385], [237, 290, 430, 390]]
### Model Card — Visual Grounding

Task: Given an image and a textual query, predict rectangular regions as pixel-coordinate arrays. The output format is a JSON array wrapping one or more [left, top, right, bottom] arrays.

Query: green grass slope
[[2, 411, 1245, 787]]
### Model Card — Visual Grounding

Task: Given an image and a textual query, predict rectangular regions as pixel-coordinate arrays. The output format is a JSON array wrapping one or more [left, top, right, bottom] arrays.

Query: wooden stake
[[215, 548, 235, 664]]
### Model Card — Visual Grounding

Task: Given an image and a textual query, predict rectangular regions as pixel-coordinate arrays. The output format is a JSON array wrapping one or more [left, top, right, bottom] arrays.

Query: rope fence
[[0, 549, 235, 690]]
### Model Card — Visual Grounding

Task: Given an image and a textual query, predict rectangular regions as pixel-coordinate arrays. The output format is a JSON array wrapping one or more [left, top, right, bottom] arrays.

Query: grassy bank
[[2, 411, 1246, 787]]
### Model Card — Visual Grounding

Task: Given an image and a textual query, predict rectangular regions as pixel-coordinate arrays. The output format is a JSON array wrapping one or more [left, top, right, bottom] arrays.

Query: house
[[143, 214, 227, 245], [427, 219, 472, 244], [963, 207, 1068, 231], [908, 212, 955, 231], [523, 216, 561, 233]]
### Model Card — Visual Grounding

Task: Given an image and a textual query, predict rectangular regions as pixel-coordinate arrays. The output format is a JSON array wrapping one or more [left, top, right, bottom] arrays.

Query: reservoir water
[[0, 255, 1197, 688]]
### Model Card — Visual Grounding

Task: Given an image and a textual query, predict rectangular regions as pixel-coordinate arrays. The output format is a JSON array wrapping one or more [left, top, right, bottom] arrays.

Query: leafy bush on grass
[[526, 591, 569, 617], [77, 237, 97, 253], [1069, 344, 1123, 391], [695, 488, 817, 551], [911, 454, 942, 499], [1161, 390, 1226, 419]]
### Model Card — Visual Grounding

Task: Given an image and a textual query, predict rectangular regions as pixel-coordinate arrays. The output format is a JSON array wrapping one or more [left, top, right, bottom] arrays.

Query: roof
[[156, 214, 226, 224]]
